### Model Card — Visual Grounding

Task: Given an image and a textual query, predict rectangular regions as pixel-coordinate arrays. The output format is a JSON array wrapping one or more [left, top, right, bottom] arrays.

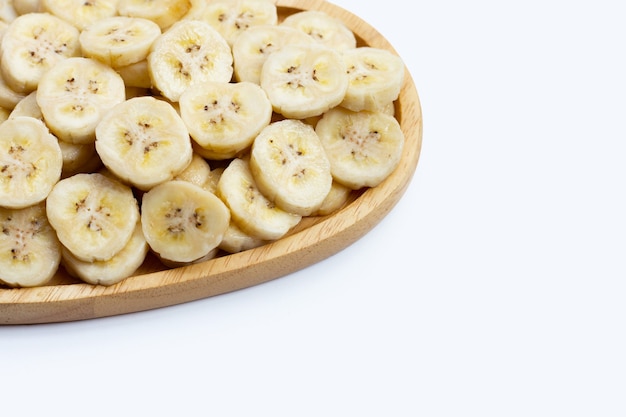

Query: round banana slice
[[190, 0, 277, 47], [0, 116, 63, 209], [41, 0, 118, 31], [115, 60, 152, 89], [217, 157, 302, 241], [147, 19, 233, 102], [46, 172, 140, 262], [0, 12, 80, 93], [280, 10, 357, 51], [179, 80, 272, 160], [0, 71, 26, 110], [95, 96, 193, 191], [0, 203, 62, 288], [62, 220, 149, 286], [232, 24, 316, 85], [79, 16, 162, 68], [173, 152, 214, 191], [141, 180, 230, 264], [260, 44, 349, 119], [250, 119, 333, 216], [36, 57, 126, 145], [315, 107, 405, 190], [341, 47, 406, 112], [0, 0, 17, 23], [9, 91, 42, 120], [117, 0, 191, 30], [219, 221, 268, 254], [13, 0, 43, 15], [312, 180, 353, 216]]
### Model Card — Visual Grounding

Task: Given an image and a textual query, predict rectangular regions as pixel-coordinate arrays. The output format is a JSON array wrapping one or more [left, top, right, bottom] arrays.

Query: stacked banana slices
[[0, 0, 407, 289]]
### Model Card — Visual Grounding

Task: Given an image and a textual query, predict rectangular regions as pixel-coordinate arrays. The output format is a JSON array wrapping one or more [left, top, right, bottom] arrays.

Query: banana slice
[[62, 220, 148, 286], [179, 80, 272, 160], [141, 180, 230, 264], [173, 152, 215, 192], [36, 57, 126, 145], [58, 140, 101, 178], [117, 0, 191, 30], [219, 221, 268, 254], [312, 180, 353, 216], [260, 44, 349, 119], [232, 24, 315, 85], [190, 0, 277, 47], [315, 107, 405, 189], [13, 0, 43, 15], [79, 16, 162, 68], [46, 172, 140, 262], [0, 12, 80, 93], [0, 0, 16, 24], [41, 0, 118, 31], [147, 19, 233, 102], [250, 119, 332, 216], [280, 10, 356, 51], [0, 203, 61, 288], [0, 70, 26, 110], [0, 116, 62, 209], [95, 96, 193, 191], [0, 105, 9, 122], [116, 59, 152, 89], [9, 91, 42, 120], [341, 47, 405, 112], [217, 157, 301, 241]]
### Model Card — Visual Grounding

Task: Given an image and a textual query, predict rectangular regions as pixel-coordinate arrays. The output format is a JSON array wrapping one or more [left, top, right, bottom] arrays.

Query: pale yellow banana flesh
[[45, 173, 140, 262], [0, 203, 61, 287], [141, 180, 230, 264], [250, 119, 333, 216]]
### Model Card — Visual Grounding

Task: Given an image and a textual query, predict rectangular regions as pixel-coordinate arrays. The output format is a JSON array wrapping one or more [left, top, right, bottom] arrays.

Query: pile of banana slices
[[0, 0, 406, 288]]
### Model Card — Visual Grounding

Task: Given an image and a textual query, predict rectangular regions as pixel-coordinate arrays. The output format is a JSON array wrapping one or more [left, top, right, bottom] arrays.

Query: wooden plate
[[0, 0, 423, 325]]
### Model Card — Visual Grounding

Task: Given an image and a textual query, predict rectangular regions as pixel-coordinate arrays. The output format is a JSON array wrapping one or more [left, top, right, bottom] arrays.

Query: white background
[[2, 1, 626, 416]]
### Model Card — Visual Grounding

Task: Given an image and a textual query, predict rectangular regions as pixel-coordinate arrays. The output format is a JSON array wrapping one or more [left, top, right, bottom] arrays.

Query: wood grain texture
[[0, 0, 423, 324]]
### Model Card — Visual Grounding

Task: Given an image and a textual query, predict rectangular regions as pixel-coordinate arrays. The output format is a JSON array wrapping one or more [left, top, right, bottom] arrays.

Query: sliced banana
[[219, 221, 268, 254], [41, 0, 118, 31], [46, 172, 140, 262], [115, 59, 152, 89], [0, 0, 16, 24], [141, 180, 230, 264], [58, 140, 101, 178], [0, 203, 61, 288], [312, 180, 353, 216], [232, 24, 315, 85], [9, 91, 42, 120], [173, 152, 214, 192], [36, 57, 126, 145], [62, 220, 148, 286], [0, 116, 62, 209], [341, 47, 405, 112], [0, 70, 25, 110], [0, 12, 80, 93], [250, 119, 332, 216], [117, 0, 191, 30], [79, 16, 162, 68], [280, 10, 356, 51], [260, 43, 349, 119], [13, 0, 43, 15], [95, 96, 193, 191], [315, 107, 405, 189], [147, 19, 233, 102], [217, 157, 301, 241], [179, 80, 272, 160], [189, 0, 277, 47]]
